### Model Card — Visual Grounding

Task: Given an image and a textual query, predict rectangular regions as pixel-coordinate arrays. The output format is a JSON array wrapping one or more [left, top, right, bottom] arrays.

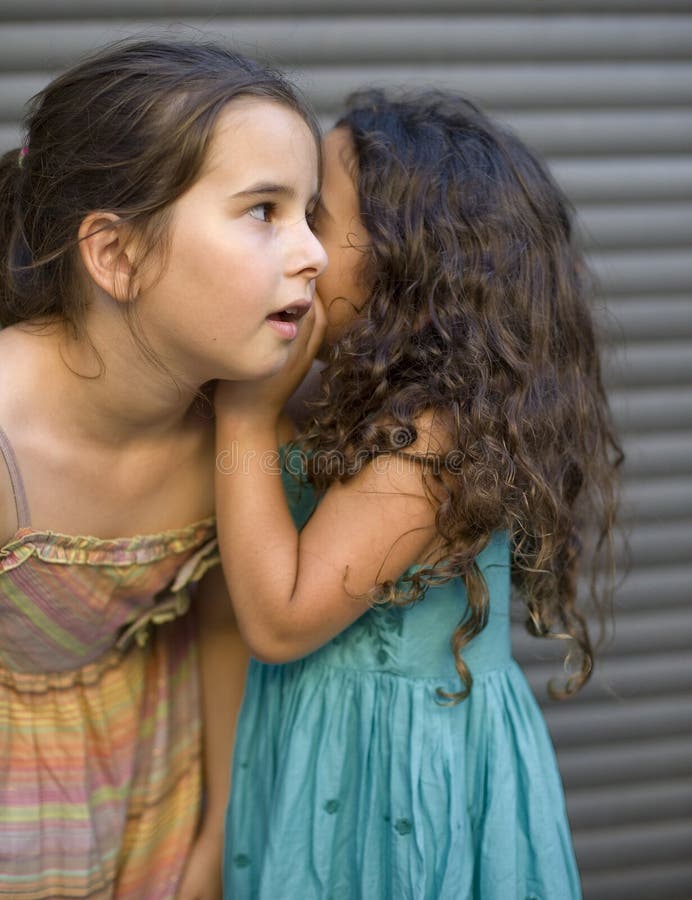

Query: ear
[[77, 212, 139, 302]]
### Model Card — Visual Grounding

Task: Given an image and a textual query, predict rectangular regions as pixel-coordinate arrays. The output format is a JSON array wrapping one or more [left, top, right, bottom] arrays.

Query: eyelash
[[248, 201, 319, 230]]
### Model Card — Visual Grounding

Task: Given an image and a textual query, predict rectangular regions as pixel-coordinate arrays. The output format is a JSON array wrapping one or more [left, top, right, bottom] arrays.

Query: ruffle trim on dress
[[0, 644, 127, 691], [115, 538, 220, 652], [0, 517, 216, 572]]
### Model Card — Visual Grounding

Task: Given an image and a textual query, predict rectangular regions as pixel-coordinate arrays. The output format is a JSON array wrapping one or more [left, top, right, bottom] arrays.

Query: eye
[[248, 201, 276, 223]]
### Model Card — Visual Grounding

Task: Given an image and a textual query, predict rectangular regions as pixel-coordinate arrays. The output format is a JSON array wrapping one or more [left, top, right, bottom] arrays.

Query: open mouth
[[266, 302, 310, 324], [266, 301, 311, 339]]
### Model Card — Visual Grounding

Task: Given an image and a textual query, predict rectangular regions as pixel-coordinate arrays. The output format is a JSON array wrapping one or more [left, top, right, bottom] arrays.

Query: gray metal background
[[1, 2, 691, 898]]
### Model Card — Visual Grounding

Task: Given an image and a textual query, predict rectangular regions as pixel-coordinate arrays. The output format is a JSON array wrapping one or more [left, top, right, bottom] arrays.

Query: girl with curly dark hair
[[216, 89, 622, 899]]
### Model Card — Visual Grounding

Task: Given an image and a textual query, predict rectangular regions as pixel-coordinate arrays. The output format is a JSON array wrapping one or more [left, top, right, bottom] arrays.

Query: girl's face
[[136, 98, 327, 384], [314, 127, 371, 346]]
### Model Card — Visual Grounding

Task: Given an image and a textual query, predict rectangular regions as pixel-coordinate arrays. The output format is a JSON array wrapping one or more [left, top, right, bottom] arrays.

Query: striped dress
[[0, 427, 219, 899]]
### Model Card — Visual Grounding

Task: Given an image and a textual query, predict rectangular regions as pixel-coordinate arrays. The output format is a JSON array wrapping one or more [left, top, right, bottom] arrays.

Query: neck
[[7, 313, 206, 448]]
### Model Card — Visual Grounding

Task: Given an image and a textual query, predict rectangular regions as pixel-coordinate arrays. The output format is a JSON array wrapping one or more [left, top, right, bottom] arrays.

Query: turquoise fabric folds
[[224, 452, 581, 900]]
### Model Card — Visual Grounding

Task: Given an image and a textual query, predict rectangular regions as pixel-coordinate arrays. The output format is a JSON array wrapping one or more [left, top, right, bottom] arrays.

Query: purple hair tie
[[18, 145, 29, 167]]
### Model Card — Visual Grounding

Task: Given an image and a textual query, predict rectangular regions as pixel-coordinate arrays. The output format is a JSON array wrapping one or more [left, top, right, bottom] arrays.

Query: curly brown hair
[[304, 89, 623, 702]]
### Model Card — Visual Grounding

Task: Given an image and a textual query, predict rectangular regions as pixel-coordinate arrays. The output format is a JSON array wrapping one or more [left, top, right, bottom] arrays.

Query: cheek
[[325, 295, 360, 332], [322, 283, 371, 348], [315, 232, 373, 347], [319, 242, 368, 302]]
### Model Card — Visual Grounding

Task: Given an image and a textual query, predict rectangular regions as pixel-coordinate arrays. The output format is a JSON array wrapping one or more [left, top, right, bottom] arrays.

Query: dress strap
[[0, 426, 30, 530]]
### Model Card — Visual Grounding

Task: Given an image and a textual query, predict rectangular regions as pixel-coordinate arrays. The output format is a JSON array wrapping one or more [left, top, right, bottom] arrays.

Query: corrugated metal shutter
[[1, 3, 690, 898]]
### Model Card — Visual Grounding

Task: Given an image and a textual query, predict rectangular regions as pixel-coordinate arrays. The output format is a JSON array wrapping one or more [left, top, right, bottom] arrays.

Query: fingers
[[284, 294, 325, 374], [214, 290, 325, 417], [300, 292, 327, 362], [311, 291, 327, 348]]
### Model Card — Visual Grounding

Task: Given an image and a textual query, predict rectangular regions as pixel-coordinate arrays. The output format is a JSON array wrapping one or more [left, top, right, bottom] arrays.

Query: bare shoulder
[[0, 328, 27, 545], [407, 409, 454, 457], [386, 409, 456, 506], [0, 448, 18, 547]]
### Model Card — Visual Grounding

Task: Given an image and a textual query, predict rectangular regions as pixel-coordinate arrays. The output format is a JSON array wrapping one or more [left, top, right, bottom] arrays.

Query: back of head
[[311, 89, 622, 698], [0, 38, 319, 333], [337, 89, 582, 373]]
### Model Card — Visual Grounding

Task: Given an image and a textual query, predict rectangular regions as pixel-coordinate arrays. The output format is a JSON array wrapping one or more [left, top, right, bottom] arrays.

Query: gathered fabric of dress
[[224, 448, 582, 900], [0, 426, 219, 899]]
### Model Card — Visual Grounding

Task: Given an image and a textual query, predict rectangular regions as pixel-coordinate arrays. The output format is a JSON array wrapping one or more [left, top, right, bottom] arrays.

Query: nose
[[290, 219, 328, 279]]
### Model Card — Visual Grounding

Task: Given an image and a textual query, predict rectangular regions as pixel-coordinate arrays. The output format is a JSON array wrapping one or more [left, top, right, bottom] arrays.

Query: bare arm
[[214, 300, 443, 662], [215, 404, 440, 662], [177, 565, 250, 900], [282, 360, 325, 431]]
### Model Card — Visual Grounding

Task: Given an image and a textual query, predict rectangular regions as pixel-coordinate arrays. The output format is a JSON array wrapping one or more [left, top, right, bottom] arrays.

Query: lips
[[267, 300, 311, 323], [266, 300, 312, 340]]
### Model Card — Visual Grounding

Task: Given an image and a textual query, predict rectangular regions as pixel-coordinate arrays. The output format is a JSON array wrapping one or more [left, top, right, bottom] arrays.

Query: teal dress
[[224, 454, 581, 900]]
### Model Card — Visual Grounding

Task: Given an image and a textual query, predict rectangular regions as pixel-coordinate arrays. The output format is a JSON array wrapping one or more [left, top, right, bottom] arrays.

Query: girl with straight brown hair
[[0, 38, 326, 898]]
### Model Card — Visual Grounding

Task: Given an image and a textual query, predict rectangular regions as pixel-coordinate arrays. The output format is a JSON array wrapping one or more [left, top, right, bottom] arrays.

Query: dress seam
[[273, 656, 517, 684]]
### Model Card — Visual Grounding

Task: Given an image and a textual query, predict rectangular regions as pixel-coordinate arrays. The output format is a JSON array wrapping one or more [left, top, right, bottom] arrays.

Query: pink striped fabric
[[0, 519, 219, 899]]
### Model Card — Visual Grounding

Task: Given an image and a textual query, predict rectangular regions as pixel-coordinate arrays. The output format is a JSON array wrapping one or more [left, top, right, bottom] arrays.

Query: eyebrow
[[230, 182, 319, 206], [231, 182, 294, 200]]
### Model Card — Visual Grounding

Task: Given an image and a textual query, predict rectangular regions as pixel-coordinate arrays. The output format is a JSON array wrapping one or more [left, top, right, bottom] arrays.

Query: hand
[[175, 829, 223, 900], [215, 292, 326, 421]]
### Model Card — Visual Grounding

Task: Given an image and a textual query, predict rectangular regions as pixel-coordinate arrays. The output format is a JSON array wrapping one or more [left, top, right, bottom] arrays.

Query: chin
[[261, 353, 291, 378]]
